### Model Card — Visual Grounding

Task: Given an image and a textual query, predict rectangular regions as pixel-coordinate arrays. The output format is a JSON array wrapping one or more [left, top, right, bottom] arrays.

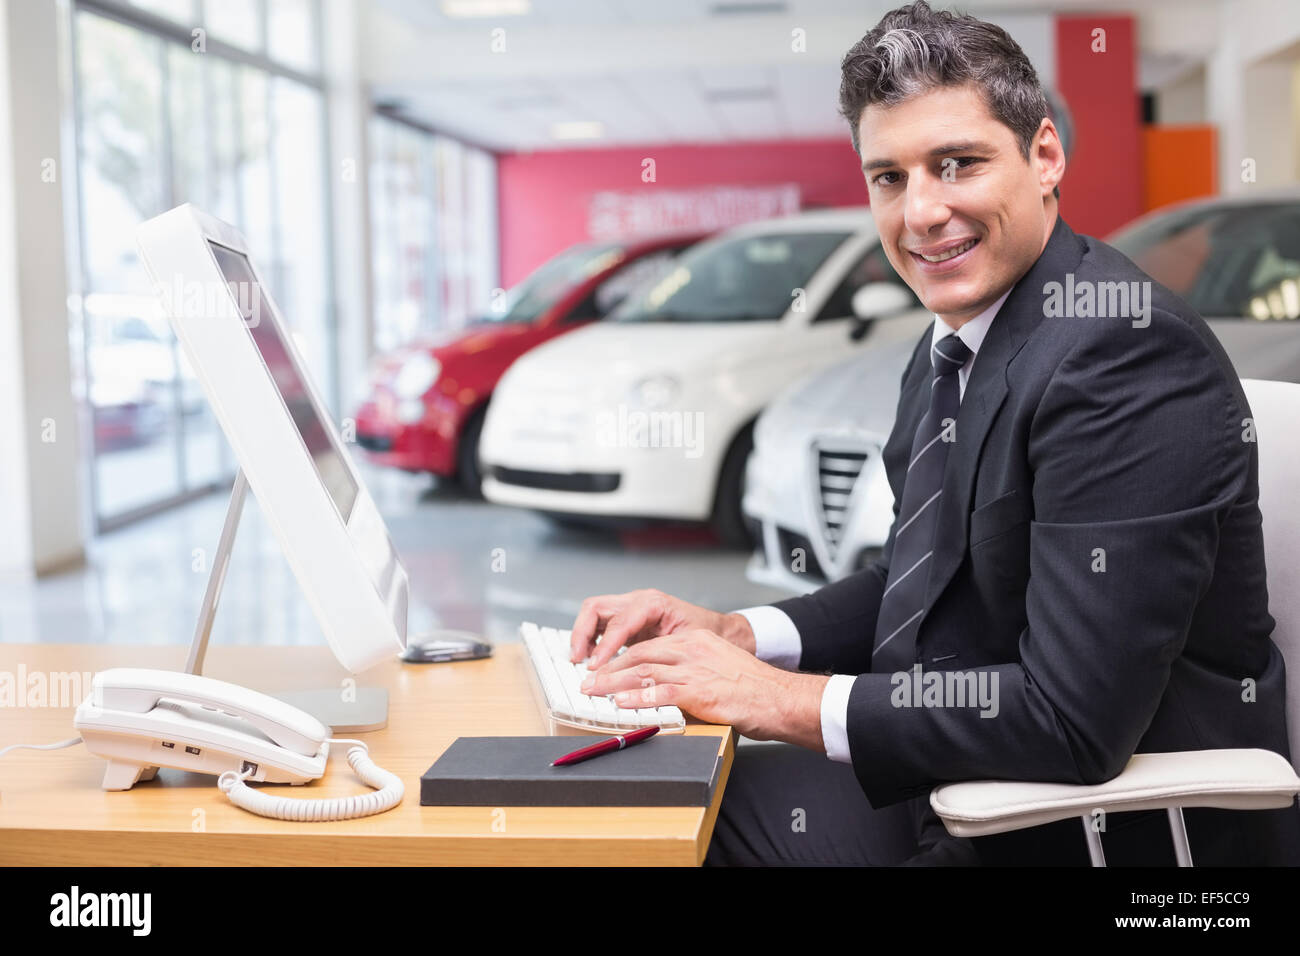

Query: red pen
[[550, 726, 660, 767]]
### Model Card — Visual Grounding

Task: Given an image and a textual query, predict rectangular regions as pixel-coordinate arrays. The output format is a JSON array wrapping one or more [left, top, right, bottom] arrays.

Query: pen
[[550, 726, 660, 767]]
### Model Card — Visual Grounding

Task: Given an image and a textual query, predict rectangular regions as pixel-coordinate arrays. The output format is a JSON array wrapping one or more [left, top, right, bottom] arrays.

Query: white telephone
[[71, 668, 403, 821]]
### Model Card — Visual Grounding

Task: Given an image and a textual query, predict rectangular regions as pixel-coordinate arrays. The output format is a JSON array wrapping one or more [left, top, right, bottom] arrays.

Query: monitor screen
[[208, 241, 358, 521]]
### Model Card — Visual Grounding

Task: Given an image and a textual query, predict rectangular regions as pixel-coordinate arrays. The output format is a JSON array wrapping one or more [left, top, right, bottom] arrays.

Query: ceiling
[[365, 0, 1218, 152]]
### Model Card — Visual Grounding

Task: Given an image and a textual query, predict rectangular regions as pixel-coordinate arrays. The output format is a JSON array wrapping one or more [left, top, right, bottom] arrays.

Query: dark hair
[[839, 1, 1059, 197]]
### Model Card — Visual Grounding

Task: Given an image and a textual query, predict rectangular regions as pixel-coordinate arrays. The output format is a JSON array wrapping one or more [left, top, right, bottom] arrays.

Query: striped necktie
[[871, 331, 972, 674]]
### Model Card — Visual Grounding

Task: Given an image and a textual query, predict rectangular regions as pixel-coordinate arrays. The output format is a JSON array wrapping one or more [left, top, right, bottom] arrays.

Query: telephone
[[70, 668, 403, 821]]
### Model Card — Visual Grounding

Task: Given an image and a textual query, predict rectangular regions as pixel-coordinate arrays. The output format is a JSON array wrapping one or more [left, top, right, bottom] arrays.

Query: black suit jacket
[[772, 216, 1300, 865]]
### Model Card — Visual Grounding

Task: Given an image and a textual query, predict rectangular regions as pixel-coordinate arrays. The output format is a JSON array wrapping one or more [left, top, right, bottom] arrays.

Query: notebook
[[420, 735, 724, 807]]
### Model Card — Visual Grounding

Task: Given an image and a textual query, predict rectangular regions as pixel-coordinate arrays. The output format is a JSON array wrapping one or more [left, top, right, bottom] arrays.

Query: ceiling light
[[441, 0, 530, 18], [552, 121, 603, 141]]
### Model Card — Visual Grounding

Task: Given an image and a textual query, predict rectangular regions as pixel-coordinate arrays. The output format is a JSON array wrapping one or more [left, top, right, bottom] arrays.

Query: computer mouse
[[400, 633, 493, 663]]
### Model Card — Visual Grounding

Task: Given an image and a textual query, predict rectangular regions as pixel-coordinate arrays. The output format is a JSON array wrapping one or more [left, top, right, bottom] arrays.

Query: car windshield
[[612, 231, 852, 322], [475, 242, 626, 324], [1109, 201, 1300, 319]]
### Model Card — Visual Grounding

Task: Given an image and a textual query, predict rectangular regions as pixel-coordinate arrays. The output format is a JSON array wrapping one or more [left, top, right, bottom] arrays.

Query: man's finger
[[570, 597, 614, 662], [612, 677, 683, 710], [589, 602, 656, 669], [582, 661, 679, 699]]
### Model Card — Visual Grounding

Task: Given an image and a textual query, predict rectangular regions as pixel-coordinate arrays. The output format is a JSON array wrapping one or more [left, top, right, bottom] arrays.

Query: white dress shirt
[[735, 288, 1012, 762]]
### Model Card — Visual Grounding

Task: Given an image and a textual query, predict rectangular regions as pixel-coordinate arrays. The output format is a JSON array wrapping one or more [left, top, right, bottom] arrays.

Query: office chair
[[929, 378, 1300, 866]]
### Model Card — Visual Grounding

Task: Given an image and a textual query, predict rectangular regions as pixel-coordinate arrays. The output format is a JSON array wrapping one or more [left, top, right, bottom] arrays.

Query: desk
[[0, 643, 735, 866]]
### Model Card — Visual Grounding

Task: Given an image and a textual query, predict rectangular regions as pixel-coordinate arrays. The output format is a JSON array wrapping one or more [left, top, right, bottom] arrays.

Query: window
[[70, 1, 329, 529], [614, 232, 852, 323], [813, 242, 920, 322], [1110, 202, 1300, 320], [368, 115, 498, 350]]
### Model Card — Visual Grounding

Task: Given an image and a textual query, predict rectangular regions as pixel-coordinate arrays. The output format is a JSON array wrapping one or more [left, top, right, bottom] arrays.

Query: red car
[[354, 233, 705, 493]]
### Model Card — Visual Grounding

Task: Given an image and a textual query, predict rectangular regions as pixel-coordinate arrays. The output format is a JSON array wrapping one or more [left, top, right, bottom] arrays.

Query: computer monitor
[[136, 204, 408, 673]]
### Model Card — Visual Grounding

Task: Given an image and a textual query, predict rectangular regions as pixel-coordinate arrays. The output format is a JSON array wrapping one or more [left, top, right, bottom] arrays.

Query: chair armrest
[[930, 749, 1300, 838]]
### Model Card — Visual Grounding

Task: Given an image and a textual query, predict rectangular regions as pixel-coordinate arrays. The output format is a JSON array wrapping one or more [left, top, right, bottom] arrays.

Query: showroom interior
[[1, 0, 1298, 655]]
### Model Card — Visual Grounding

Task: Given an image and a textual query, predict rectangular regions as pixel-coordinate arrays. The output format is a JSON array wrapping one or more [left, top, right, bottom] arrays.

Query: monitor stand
[[184, 469, 389, 733]]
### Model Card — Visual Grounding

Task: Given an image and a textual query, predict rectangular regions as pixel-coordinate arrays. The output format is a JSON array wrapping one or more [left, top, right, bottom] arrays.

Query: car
[[478, 206, 930, 547], [744, 192, 1300, 592], [353, 233, 704, 494], [89, 375, 167, 451]]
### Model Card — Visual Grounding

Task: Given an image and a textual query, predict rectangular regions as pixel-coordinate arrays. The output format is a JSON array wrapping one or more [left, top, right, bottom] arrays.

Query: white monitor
[[136, 204, 408, 673]]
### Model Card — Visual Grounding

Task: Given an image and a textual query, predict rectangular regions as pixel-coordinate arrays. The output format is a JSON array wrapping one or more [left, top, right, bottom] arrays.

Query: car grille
[[815, 447, 870, 559]]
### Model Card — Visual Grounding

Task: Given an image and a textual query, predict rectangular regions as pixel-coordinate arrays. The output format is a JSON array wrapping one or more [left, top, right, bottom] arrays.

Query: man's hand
[[579, 629, 829, 750], [569, 588, 755, 667]]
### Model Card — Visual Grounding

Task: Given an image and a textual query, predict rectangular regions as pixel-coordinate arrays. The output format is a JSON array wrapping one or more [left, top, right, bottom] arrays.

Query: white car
[[745, 191, 1300, 592], [479, 206, 929, 546]]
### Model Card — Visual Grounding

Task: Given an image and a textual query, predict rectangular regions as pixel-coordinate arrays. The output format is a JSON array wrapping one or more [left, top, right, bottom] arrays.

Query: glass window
[[368, 118, 499, 350], [204, 0, 262, 52], [614, 232, 852, 323], [1110, 203, 1300, 319], [76, 13, 182, 518], [813, 242, 919, 322], [569, 247, 689, 322], [267, 0, 317, 72], [130, 0, 197, 24], [369, 116, 437, 351], [71, 4, 329, 529], [271, 77, 332, 400]]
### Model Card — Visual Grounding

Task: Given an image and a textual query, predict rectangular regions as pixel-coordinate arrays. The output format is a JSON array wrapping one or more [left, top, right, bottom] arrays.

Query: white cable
[[216, 738, 403, 821], [0, 736, 83, 758]]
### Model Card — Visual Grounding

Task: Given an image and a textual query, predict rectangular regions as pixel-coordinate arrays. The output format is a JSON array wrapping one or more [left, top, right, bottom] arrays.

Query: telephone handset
[[73, 668, 402, 821]]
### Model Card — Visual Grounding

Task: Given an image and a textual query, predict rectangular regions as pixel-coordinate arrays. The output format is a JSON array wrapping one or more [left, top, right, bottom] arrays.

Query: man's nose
[[903, 171, 951, 237]]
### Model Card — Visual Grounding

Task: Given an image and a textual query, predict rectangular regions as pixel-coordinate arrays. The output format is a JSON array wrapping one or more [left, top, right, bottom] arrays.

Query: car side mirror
[[849, 283, 914, 340]]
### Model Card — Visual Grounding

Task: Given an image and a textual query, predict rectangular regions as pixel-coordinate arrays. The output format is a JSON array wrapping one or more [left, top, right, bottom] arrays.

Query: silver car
[[745, 192, 1300, 592]]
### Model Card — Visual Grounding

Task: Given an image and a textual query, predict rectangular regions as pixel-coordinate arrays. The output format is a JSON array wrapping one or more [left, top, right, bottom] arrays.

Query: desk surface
[[0, 643, 735, 866]]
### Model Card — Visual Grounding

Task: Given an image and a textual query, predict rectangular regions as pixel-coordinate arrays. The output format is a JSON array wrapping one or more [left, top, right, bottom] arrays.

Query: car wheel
[[711, 422, 756, 550], [457, 403, 487, 498]]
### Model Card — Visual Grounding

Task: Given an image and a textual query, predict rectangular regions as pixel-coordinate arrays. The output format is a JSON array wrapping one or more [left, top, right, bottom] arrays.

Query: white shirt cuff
[[820, 674, 856, 763], [732, 605, 801, 671]]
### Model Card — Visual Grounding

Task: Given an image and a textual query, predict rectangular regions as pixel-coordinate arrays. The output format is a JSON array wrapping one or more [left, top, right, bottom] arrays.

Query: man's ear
[[1034, 117, 1066, 199]]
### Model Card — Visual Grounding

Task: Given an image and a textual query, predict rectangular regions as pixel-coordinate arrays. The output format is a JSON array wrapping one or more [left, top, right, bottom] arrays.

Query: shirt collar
[[929, 288, 1012, 363]]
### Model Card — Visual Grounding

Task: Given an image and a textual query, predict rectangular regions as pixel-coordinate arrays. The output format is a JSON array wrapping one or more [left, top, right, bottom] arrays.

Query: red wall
[[496, 139, 867, 286], [1054, 15, 1143, 239]]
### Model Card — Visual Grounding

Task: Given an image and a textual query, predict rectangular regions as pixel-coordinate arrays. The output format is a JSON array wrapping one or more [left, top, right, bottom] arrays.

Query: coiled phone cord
[[217, 738, 403, 821]]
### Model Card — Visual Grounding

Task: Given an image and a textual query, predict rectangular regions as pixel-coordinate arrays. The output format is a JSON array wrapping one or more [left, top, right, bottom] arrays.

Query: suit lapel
[[919, 216, 1087, 616]]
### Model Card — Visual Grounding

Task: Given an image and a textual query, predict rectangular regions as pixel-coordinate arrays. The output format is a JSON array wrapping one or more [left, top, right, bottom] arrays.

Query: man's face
[[858, 83, 1061, 324]]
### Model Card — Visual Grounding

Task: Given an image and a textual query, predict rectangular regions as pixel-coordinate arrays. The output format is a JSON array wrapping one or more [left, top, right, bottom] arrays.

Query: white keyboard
[[520, 622, 686, 734]]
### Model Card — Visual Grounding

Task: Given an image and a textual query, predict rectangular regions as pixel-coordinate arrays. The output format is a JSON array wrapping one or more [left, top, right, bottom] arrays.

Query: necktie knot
[[931, 333, 971, 379]]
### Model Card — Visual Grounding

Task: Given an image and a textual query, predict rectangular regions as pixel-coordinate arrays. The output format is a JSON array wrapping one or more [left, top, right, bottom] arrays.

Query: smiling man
[[571, 1, 1300, 866]]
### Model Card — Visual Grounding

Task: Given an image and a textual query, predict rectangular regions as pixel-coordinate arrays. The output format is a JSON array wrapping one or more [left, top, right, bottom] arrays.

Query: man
[[571, 1, 1300, 865]]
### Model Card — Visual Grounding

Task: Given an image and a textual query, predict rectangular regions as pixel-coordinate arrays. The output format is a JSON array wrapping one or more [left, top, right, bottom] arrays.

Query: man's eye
[[873, 171, 901, 187]]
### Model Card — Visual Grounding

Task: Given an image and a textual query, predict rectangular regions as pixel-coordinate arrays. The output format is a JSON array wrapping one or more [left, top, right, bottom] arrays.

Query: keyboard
[[520, 622, 686, 734]]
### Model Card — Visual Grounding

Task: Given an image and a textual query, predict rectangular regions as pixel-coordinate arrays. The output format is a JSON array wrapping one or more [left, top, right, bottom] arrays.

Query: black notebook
[[420, 735, 723, 807]]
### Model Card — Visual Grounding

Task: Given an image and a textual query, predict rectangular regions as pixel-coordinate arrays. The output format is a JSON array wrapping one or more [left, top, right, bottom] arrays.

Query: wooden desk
[[0, 643, 735, 866]]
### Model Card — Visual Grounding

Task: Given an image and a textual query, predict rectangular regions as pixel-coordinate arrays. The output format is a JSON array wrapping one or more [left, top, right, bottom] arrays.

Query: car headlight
[[630, 374, 679, 409], [393, 353, 440, 399]]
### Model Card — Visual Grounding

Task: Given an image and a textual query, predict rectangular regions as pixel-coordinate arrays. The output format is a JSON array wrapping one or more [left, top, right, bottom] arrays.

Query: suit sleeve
[[845, 309, 1247, 808]]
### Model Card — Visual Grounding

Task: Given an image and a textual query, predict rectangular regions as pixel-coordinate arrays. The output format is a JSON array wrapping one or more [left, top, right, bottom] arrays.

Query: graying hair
[[840, 2, 1053, 168]]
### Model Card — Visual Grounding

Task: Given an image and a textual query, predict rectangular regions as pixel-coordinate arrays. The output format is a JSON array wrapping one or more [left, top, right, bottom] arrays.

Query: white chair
[[929, 378, 1300, 866]]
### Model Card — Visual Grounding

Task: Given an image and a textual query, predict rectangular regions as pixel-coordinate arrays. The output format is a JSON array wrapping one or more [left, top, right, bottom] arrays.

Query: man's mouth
[[913, 237, 979, 263]]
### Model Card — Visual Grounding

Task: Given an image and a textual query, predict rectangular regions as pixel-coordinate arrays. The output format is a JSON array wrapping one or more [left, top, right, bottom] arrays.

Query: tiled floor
[[0, 465, 792, 655]]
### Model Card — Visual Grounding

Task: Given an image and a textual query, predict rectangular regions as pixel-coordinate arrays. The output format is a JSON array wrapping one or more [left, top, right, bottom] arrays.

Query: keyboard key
[[520, 622, 687, 733]]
